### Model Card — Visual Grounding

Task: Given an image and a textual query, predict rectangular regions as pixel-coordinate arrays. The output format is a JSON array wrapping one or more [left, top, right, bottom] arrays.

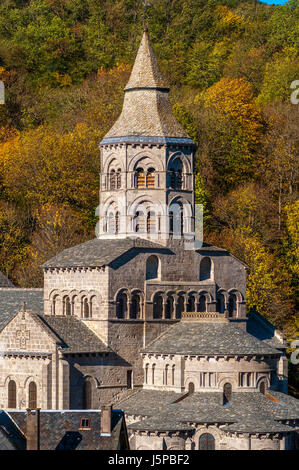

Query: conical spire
[[101, 30, 193, 142], [124, 29, 169, 91]]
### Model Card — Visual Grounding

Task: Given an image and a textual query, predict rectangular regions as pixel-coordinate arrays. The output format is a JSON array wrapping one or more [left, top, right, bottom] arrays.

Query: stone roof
[[0, 271, 14, 288], [120, 391, 299, 434], [37, 315, 111, 354], [43, 237, 170, 269], [115, 390, 183, 417], [1, 410, 128, 450], [0, 288, 44, 331], [142, 321, 281, 356], [102, 31, 192, 142], [125, 29, 169, 91]]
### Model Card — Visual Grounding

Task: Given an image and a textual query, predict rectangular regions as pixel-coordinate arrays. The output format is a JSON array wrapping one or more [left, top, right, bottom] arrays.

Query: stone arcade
[[0, 30, 298, 450]]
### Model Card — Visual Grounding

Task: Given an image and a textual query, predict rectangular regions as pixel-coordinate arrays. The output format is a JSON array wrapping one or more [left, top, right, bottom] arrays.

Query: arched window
[[172, 365, 175, 385], [259, 381, 266, 395], [176, 296, 184, 318], [110, 169, 116, 190], [168, 158, 183, 189], [152, 364, 156, 385], [82, 297, 89, 318], [199, 433, 215, 450], [146, 211, 156, 234], [115, 211, 120, 234], [165, 296, 174, 319], [117, 292, 127, 319], [223, 383, 232, 405], [127, 370, 133, 389], [108, 211, 115, 234], [134, 211, 146, 233], [145, 364, 149, 384], [188, 382, 195, 394], [28, 382, 37, 409], [146, 255, 159, 280], [168, 203, 183, 237], [169, 168, 175, 188], [200, 257, 212, 281], [136, 168, 145, 188], [52, 295, 59, 316], [116, 169, 121, 189], [130, 294, 140, 319], [217, 294, 225, 314], [153, 294, 163, 319], [187, 296, 195, 312], [228, 293, 237, 317], [198, 295, 206, 312], [146, 168, 155, 188], [83, 378, 92, 409], [165, 365, 169, 385], [176, 169, 183, 189], [64, 296, 71, 316], [8, 380, 16, 408]]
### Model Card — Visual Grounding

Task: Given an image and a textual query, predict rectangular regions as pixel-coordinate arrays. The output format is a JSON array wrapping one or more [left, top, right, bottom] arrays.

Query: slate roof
[[37, 315, 111, 354], [0, 271, 14, 288], [142, 321, 281, 356], [115, 390, 183, 417], [0, 288, 44, 331], [1, 410, 128, 450], [0, 410, 26, 450], [120, 391, 299, 434], [102, 31, 192, 141], [125, 29, 169, 91], [43, 237, 170, 269]]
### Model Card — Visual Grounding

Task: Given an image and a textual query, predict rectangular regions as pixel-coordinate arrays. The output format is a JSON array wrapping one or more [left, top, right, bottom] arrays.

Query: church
[[0, 29, 298, 450]]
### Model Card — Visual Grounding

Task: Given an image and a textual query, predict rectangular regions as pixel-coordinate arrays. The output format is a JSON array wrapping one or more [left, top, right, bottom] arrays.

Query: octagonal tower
[[98, 29, 196, 242]]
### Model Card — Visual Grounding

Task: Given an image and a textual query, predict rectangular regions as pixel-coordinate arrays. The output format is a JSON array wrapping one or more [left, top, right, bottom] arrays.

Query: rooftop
[[37, 314, 111, 354], [102, 31, 193, 142], [142, 320, 281, 356], [43, 237, 171, 269], [0, 410, 128, 450], [0, 288, 44, 331], [117, 390, 299, 434]]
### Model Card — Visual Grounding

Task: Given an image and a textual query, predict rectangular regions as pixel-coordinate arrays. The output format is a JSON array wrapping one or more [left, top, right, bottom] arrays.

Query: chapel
[[0, 29, 298, 450]]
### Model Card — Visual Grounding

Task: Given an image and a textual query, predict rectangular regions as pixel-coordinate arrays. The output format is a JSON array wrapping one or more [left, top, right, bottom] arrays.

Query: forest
[[0, 1, 298, 387]]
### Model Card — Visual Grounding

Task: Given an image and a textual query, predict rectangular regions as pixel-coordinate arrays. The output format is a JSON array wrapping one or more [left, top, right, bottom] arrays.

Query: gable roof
[[37, 315, 111, 354], [0, 289, 44, 331], [142, 321, 281, 356], [0, 272, 14, 288], [1, 410, 128, 450], [42, 237, 170, 269]]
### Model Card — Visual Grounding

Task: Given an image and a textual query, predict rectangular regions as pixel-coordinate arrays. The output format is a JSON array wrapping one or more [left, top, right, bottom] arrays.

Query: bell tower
[[98, 29, 196, 243]]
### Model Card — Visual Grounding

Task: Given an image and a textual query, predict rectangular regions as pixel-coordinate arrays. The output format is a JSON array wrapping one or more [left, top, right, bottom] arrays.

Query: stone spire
[[101, 30, 191, 142], [124, 29, 169, 91]]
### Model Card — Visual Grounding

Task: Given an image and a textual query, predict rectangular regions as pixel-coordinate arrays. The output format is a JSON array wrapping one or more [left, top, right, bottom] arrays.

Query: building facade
[[0, 29, 298, 450]]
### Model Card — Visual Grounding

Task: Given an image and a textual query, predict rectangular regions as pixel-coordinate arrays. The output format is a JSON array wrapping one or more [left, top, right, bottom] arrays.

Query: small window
[[200, 257, 211, 281], [127, 370, 133, 389], [223, 383, 232, 405], [79, 418, 90, 429]]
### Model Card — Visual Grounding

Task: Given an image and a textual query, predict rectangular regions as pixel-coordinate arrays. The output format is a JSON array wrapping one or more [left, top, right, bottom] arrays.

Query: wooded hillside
[[0, 1, 298, 351]]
